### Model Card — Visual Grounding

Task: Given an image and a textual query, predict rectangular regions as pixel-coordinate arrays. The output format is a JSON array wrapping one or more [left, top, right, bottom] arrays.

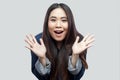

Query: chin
[[54, 37, 64, 42], [55, 39, 63, 42]]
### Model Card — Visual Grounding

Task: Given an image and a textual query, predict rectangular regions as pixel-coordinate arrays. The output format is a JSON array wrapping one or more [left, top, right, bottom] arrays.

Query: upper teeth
[[54, 31, 63, 34]]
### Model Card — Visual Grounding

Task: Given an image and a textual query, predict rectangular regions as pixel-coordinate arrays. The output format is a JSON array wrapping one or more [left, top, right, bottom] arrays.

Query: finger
[[25, 46, 32, 50], [24, 38, 33, 47], [26, 35, 34, 44], [74, 36, 80, 43], [40, 38, 45, 46], [86, 38, 95, 45], [86, 43, 94, 49], [86, 34, 94, 42], [82, 33, 91, 42], [30, 34, 37, 43]]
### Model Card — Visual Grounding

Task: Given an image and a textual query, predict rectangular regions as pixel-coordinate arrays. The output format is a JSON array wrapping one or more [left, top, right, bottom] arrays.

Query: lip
[[54, 30, 64, 34], [54, 30, 64, 37]]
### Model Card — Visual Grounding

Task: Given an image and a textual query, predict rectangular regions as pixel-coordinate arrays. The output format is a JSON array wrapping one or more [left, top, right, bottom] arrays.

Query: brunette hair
[[42, 3, 88, 80]]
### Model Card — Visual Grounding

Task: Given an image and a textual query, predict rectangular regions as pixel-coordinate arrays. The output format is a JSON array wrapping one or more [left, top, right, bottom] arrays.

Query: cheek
[[48, 21, 52, 28], [64, 23, 68, 31], [48, 21, 56, 28], [48, 23, 55, 37]]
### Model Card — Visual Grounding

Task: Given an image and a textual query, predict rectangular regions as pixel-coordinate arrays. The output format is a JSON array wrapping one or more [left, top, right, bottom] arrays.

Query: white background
[[0, 0, 119, 80]]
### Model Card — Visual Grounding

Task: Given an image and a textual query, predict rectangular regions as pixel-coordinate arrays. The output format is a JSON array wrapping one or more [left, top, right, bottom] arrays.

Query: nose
[[56, 21, 61, 28]]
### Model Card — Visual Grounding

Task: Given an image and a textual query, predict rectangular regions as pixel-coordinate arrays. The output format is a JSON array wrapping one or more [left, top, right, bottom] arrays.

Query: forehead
[[49, 8, 67, 18]]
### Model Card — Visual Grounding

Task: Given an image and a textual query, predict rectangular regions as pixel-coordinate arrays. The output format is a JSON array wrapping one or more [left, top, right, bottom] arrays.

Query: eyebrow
[[49, 16, 67, 19]]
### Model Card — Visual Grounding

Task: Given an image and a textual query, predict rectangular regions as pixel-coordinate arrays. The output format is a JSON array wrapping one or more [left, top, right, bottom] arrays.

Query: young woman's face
[[48, 8, 68, 42]]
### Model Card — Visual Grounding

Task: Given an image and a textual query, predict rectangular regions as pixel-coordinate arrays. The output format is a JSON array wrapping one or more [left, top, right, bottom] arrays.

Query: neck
[[56, 41, 63, 49]]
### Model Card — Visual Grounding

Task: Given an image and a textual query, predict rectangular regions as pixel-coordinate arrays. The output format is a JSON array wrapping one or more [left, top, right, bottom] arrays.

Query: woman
[[25, 3, 94, 80]]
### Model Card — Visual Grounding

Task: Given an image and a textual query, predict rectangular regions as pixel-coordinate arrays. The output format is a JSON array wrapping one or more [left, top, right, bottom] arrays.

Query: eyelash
[[50, 19, 68, 22], [62, 20, 67, 22], [50, 19, 56, 22]]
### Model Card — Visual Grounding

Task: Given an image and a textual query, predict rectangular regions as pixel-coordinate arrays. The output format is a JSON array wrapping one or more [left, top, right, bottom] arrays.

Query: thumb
[[74, 36, 79, 44], [40, 38, 45, 46]]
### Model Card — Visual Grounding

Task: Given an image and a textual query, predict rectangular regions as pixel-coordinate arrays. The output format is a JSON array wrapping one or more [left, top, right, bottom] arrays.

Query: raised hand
[[24, 34, 46, 58], [72, 34, 95, 55]]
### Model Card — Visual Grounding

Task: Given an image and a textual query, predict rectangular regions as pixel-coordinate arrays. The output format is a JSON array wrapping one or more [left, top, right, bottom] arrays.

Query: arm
[[69, 34, 94, 79], [68, 56, 82, 75], [35, 57, 51, 75], [68, 50, 87, 80], [25, 33, 50, 79], [31, 51, 50, 80]]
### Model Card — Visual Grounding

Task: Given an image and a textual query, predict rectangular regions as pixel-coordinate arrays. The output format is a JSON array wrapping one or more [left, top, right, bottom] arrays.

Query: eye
[[62, 19, 68, 22], [50, 19, 56, 22]]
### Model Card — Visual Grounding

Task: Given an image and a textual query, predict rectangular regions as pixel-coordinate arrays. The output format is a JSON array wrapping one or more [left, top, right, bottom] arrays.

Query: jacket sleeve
[[68, 59, 85, 80], [31, 51, 50, 80], [70, 49, 87, 80], [35, 57, 51, 75], [72, 63, 85, 80], [30, 33, 50, 80], [68, 56, 82, 75]]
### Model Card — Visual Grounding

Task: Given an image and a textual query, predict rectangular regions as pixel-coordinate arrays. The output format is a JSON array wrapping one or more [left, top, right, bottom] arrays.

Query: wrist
[[72, 54, 79, 59], [38, 56, 46, 66], [71, 54, 79, 68]]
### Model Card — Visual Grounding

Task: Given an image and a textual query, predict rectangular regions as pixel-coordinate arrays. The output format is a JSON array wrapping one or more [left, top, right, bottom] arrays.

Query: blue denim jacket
[[31, 33, 86, 80]]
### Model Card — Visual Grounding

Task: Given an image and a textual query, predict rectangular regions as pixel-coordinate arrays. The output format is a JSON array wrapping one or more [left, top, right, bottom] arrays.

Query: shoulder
[[35, 32, 43, 43]]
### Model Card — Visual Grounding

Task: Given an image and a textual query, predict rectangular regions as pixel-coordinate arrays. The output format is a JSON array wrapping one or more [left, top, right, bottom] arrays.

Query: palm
[[30, 42, 46, 58], [72, 34, 95, 55], [72, 41, 86, 54], [25, 34, 46, 58]]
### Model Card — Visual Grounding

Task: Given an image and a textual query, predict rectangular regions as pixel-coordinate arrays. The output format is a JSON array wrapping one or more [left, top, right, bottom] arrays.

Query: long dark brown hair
[[42, 3, 88, 80]]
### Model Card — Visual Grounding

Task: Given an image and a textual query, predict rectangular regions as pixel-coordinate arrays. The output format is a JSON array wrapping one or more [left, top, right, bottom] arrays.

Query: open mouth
[[54, 30, 63, 34]]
